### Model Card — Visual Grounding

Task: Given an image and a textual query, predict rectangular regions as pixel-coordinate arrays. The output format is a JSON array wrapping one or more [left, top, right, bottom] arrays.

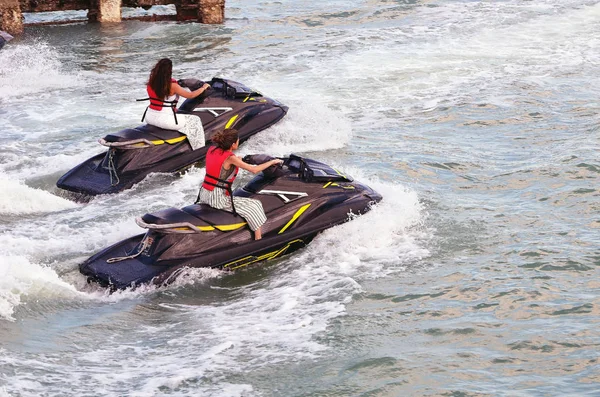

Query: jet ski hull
[[80, 155, 383, 291], [80, 228, 318, 290], [57, 78, 288, 197]]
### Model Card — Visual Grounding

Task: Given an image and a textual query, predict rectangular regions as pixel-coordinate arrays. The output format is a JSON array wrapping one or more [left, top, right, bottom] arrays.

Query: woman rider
[[197, 128, 283, 240], [144, 58, 210, 150]]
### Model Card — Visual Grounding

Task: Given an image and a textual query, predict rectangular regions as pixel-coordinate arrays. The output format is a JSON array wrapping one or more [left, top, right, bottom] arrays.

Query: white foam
[[0, 178, 78, 215], [0, 42, 84, 100], [0, 147, 104, 181], [0, 255, 83, 322], [237, 101, 352, 156], [312, 183, 429, 278]]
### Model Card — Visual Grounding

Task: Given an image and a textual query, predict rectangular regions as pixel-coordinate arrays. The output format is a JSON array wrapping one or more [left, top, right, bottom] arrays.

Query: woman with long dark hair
[[144, 58, 210, 150], [197, 128, 283, 240]]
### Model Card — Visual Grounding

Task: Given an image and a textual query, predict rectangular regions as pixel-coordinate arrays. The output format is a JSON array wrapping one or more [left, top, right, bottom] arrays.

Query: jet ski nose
[[367, 190, 383, 202]]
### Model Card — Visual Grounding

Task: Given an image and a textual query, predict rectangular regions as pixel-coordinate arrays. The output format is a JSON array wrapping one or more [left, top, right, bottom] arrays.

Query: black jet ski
[[57, 78, 288, 198], [0, 31, 13, 50], [80, 155, 383, 291]]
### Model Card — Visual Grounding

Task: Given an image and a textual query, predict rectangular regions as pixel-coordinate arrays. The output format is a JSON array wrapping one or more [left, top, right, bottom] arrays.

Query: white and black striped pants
[[197, 187, 267, 231]]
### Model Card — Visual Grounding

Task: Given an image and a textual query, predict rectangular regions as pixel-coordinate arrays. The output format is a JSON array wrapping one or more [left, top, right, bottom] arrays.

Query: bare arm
[[227, 155, 283, 174], [171, 82, 210, 99]]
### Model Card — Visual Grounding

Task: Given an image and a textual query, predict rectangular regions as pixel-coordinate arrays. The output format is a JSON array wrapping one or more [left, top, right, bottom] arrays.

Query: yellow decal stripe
[[213, 222, 247, 232], [223, 255, 254, 269], [265, 239, 303, 260], [323, 181, 356, 190], [225, 114, 239, 129], [150, 136, 187, 145], [333, 168, 347, 178], [165, 136, 187, 144], [223, 239, 305, 269], [173, 222, 247, 232], [278, 204, 311, 234]]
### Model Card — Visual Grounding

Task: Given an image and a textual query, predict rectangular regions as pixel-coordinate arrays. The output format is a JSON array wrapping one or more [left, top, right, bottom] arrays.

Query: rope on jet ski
[[107, 149, 120, 187], [106, 236, 151, 263]]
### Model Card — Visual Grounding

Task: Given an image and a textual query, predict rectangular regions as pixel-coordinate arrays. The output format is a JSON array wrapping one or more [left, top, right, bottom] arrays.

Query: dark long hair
[[147, 58, 172, 99], [211, 128, 239, 151]]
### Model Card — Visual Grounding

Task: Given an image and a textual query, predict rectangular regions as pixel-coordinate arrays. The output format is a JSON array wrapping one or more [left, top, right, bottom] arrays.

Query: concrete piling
[[0, 0, 23, 35], [88, 0, 122, 23], [199, 0, 224, 24], [0, 0, 225, 34]]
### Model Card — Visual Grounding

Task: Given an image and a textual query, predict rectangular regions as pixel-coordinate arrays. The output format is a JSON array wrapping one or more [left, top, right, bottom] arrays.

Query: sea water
[[0, 0, 599, 395]]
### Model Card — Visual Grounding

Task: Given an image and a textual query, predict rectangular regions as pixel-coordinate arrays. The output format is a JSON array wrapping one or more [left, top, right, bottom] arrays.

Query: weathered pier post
[[88, 0, 122, 22], [0, 0, 23, 35], [176, 0, 224, 24], [0, 0, 225, 35], [199, 0, 224, 24]]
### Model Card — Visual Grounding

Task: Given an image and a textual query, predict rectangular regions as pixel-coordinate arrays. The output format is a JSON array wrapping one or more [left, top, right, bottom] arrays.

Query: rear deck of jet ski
[[102, 124, 185, 145], [57, 124, 198, 195]]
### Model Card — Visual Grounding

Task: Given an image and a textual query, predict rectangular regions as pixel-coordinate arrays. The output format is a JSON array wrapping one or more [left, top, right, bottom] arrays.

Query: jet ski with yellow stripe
[[79, 154, 382, 291], [57, 78, 288, 198]]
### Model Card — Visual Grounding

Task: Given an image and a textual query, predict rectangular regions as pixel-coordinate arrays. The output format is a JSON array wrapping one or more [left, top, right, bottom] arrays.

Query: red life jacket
[[146, 78, 178, 111], [142, 78, 179, 124], [202, 147, 239, 195]]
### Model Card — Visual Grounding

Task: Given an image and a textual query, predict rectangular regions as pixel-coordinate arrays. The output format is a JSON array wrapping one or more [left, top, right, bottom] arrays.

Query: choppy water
[[1, 0, 599, 395]]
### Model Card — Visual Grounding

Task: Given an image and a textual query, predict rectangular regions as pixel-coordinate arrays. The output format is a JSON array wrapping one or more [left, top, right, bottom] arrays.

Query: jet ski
[[0, 31, 13, 50], [80, 154, 383, 291], [57, 78, 288, 198]]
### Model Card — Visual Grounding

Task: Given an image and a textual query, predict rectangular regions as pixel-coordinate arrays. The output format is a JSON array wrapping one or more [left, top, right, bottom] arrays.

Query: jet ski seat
[[105, 124, 184, 143], [100, 124, 187, 148], [137, 204, 247, 233], [181, 204, 245, 224]]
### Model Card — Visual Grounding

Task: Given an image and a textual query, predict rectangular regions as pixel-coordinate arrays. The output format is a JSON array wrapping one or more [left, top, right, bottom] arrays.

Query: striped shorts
[[197, 187, 267, 231]]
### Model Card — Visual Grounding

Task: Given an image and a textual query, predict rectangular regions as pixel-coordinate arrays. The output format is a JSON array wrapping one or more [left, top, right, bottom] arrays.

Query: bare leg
[[254, 228, 262, 240]]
